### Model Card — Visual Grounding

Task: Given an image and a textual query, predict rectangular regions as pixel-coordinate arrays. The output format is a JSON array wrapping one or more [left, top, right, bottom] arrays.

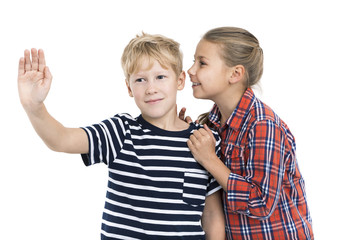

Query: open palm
[[18, 48, 52, 109]]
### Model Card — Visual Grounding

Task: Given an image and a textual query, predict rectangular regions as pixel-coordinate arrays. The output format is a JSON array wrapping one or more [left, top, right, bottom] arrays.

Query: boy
[[18, 33, 225, 239]]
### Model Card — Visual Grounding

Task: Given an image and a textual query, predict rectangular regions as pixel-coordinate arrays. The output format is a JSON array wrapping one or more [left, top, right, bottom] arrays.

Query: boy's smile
[[145, 97, 164, 104], [126, 58, 185, 127]]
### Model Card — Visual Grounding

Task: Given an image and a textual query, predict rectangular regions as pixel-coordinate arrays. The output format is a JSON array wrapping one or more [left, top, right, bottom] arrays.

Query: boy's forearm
[[25, 103, 71, 152]]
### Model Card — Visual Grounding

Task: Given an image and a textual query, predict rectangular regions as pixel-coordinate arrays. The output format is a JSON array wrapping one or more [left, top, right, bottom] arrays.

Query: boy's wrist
[[24, 101, 46, 117]]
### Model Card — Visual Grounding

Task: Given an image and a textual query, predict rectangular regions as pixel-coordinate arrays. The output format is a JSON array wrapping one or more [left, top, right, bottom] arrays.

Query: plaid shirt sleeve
[[226, 119, 286, 220]]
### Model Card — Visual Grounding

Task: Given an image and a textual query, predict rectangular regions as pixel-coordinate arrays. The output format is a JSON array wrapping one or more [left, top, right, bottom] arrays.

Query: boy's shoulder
[[99, 113, 140, 131], [191, 122, 221, 141], [107, 113, 138, 125]]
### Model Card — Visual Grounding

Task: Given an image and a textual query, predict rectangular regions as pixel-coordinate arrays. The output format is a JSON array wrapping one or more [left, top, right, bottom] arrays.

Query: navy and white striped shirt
[[81, 113, 221, 240]]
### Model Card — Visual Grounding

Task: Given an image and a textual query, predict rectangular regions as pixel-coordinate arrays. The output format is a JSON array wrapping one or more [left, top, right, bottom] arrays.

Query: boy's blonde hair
[[121, 33, 183, 80]]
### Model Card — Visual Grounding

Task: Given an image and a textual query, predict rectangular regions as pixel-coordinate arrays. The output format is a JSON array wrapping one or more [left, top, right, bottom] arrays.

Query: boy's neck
[[142, 112, 189, 132]]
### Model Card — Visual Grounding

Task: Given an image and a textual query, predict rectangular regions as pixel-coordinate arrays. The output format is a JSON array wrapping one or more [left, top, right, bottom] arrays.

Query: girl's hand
[[178, 107, 193, 123], [18, 49, 52, 112], [187, 124, 218, 168]]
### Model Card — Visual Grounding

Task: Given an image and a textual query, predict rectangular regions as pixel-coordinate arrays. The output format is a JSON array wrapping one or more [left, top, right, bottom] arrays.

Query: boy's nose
[[145, 82, 157, 95]]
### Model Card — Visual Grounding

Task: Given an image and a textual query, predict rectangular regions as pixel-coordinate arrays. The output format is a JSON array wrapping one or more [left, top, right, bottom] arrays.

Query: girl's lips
[[192, 82, 201, 87]]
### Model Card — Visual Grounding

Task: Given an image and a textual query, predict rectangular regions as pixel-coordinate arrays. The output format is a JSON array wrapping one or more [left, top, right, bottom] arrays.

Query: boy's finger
[[44, 66, 53, 82], [31, 48, 38, 71], [24, 49, 31, 71], [38, 49, 46, 72], [18, 57, 25, 76]]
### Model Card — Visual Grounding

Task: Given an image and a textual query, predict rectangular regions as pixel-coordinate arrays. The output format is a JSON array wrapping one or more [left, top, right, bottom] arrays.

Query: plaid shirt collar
[[209, 88, 256, 131]]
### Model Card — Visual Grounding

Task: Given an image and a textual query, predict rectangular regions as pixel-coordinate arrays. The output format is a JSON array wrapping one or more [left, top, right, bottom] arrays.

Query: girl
[[183, 27, 314, 239]]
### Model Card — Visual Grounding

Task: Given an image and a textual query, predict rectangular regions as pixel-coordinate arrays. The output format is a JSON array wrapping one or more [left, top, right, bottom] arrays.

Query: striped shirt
[[209, 88, 313, 239], [81, 113, 221, 240]]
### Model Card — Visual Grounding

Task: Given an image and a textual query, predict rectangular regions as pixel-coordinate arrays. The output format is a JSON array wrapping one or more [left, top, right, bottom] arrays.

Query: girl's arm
[[187, 124, 231, 190], [18, 49, 88, 154], [202, 190, 225, 240], [188, 122, 287, 220]]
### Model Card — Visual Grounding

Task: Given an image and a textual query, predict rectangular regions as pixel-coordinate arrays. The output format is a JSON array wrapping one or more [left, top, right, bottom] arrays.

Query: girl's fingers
[[178, 107, 186, 120], [185, 116, 193, 124], [192, 129, 203, 139], [204, 124, 215, 139]]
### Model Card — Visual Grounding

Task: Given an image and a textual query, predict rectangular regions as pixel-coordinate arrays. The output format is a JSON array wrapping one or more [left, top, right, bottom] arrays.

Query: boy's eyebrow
[[131, 69, 170, 77]]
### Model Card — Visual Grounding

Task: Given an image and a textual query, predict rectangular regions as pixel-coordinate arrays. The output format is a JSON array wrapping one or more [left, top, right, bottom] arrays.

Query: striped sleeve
[[226, 120, 286, 220], [206, 131, 222, 196], [81, 115, 127, 166]]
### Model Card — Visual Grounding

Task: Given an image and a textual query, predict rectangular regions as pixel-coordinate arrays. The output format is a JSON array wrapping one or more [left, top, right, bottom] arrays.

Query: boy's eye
[[157, 75, 166, 80], [135, 78, 145, 82], [199, 61, 206, 66]]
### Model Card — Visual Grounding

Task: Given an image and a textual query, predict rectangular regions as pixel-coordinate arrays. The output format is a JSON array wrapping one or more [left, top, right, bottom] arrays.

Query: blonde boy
[[18, 33, 225, 239]]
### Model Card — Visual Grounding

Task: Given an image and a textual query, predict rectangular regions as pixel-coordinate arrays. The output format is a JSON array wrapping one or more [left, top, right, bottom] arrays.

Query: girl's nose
[[187, 63, 196, 76]]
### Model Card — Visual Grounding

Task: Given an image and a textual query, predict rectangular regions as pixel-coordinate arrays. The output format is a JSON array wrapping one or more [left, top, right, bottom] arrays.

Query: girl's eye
[[199, 61, 206, 66], [157, 75, 166, 80]]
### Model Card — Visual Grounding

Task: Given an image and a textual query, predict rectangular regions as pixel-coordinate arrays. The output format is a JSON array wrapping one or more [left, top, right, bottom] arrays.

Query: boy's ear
[[229, 65, 245, 84], [177, 71, 186, 90], [125, 79, 133, 97]]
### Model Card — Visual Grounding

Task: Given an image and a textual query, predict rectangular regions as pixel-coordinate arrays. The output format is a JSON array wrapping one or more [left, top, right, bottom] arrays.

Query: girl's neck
[[213, 87, 246, 125]]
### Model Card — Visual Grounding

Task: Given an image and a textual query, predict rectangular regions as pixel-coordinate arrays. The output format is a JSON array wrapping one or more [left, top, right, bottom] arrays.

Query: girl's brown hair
[[198, 27, 264, 126]]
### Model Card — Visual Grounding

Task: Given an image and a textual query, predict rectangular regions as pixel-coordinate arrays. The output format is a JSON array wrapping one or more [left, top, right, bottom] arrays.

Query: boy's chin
[[141, 109, 172, 121]]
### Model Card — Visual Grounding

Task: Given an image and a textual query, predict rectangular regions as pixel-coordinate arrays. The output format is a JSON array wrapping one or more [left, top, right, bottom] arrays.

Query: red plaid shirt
[[209, 88, 313, 240]]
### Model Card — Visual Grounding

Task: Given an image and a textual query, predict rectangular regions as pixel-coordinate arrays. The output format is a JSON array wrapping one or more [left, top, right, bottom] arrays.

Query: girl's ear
[[177, 71, 186, 90], [125, 79, 133, 97], [229, 65, 245, 84]]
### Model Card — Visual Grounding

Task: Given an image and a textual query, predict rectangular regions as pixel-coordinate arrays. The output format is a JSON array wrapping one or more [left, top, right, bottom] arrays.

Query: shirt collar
[[209, 88, 256, 131]]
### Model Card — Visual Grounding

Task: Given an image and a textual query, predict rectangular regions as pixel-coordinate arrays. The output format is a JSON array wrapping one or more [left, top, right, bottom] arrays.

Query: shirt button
[[251, 185, 255, 188], [227, 150, 232, 155]]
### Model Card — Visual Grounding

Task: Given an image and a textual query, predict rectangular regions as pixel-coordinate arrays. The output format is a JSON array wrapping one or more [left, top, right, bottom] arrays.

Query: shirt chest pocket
[[224, 144, 246, 176], [182, 171, 208, 207]]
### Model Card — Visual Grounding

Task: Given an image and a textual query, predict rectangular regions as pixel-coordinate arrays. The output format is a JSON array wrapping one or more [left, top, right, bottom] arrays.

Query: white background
[[1, 0, 338, 239]]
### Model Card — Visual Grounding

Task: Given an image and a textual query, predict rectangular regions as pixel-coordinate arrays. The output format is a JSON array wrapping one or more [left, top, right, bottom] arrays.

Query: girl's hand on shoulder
[[187, 124, 217, 168], [178, 107, 193, 123]]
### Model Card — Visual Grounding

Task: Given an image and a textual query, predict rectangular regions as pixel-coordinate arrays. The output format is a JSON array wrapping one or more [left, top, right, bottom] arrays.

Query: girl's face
[[188, 40, 232, 101]]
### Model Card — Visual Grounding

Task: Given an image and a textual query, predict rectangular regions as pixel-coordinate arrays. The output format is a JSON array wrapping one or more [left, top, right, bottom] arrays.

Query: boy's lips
[[145, 98, 163, 104]]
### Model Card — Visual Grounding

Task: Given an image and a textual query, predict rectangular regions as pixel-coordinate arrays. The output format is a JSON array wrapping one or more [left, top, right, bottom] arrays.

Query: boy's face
[[126, 58, 185, 123]]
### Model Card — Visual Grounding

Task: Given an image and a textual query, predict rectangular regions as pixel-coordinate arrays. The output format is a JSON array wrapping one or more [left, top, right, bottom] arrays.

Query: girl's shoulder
[[250, 97, 284, 127]]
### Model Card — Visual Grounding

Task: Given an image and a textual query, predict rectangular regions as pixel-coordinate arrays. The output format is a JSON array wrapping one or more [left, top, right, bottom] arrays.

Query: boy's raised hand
[[18, 49, 52, 111]]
